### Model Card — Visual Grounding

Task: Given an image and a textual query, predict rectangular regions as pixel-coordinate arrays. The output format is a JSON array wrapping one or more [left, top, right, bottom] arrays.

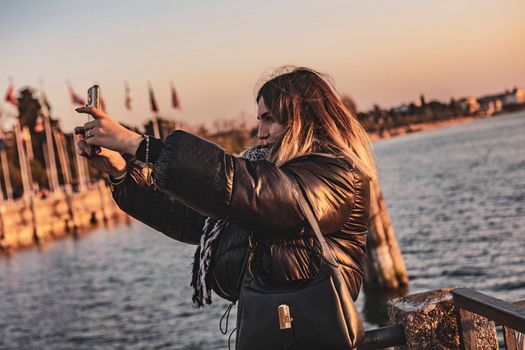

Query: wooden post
[[73, 137, 87, 192], [22, 126, 34, 160], [63, 183, 77, 235], [82, 156, 91, 187], [40, 83, 60, 192], [0, 148, 13, 201], [14, 119, 33, 202], [53, 130, 72, 186], [365, 178, 409, 290], [504, 328, 525, 350], [14, 122, 39, 242], [454, 307, 499, 350], [0, 202, 10, 255], [42, 141, 53, 191], [388, 289, 499, 349], [43, 114, 59, 193], [39, 83, 60, 193], [503, 301, 525, 350], [152, 116, 161, 139], [96, 179, 109, 223]]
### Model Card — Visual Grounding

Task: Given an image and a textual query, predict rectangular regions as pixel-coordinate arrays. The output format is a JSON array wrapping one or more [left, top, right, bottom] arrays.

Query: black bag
[[235, 179, 365, 350]]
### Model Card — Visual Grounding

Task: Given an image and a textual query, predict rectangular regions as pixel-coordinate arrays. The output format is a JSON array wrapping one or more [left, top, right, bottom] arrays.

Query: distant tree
[[18, 87, 41, 131], [371, 104, 383, 123], [419, 94, 426, 107], [341, 95, 358, 116], [408, 103, 418, 115], [17, 87, 50, 189], [195, 124, 209, 137]]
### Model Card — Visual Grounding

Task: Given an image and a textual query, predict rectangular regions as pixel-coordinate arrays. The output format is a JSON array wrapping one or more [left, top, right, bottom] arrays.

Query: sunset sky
[[1, 0, 524, 131]]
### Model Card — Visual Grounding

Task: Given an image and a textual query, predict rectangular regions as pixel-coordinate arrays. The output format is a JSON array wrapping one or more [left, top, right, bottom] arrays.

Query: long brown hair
[[256, 66, 377, 180]]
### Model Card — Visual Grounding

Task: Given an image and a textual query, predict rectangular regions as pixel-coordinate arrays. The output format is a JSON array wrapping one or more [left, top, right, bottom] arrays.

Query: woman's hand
[[75, 107, 143, 155], [75, 127, 127, 177]]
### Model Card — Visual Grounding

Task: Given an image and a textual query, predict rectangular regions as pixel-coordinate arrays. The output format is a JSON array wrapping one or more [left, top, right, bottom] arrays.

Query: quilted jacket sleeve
[[111, 167, 206, 244], [152, 131, 357, 236]]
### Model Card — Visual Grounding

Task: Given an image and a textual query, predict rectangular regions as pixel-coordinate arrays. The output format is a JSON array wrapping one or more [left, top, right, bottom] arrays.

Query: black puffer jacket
[[111, 131, 370, 301]]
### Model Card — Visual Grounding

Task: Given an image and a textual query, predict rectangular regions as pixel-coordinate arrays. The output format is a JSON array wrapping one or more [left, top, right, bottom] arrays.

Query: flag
[[170, 82, 182, 110], [68, 83, 86, 106], [5, 82, 18, 106], [148, 83, 159, 114], [124, 81, 132, 111], [34, 116, 44, 133]]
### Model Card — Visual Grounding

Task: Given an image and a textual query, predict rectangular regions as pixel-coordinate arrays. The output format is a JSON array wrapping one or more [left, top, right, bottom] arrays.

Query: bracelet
[[144, 134, 150, 164], [109, 171, 127, 186]]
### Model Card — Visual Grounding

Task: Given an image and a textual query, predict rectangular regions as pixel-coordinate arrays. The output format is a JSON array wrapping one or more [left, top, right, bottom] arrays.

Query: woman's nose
[[258, 124, 269, 140]]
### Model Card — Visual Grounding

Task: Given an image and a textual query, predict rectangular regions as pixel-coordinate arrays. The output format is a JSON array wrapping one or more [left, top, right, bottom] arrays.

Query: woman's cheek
[[271, 124, 285, 142]]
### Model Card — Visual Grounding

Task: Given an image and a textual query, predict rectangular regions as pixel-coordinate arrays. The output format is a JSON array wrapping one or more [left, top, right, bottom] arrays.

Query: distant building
[[391, 104, 410, 115], [477, 88, 525, 115], [503, 88, 525, 106], [457, 97, 480, 115]]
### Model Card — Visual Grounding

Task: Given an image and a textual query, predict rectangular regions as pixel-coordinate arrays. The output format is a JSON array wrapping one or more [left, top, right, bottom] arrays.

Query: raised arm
[[151, 131, 357, 236], [74, 107, 357, 237], [111, 167, 206, 245]]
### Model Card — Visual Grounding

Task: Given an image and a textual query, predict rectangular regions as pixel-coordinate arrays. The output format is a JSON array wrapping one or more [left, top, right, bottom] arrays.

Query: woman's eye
[[257, 114, 274, 122]]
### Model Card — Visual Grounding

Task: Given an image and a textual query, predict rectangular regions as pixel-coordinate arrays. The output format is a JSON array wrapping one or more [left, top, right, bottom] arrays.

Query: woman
[[75, 66, 375, 337]]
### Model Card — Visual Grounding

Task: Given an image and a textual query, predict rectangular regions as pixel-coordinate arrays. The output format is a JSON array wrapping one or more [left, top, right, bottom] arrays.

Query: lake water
[[1, 112, 524, 349]]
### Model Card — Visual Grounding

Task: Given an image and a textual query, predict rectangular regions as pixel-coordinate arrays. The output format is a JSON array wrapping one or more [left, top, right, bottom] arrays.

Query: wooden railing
[[361, 324, 406, 349], [452, 287, 525, 350], [360, 287, 525, 349]]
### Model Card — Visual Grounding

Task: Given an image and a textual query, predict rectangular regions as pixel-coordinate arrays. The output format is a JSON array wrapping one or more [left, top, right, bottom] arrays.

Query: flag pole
[[2, 79, 17, 200], [39, 81, 60, 193], [170, 81, 182, 130], [148, 82, 161, 138], [82, 154, 90, 188], [6, 79, 35, 199], [152, 117, 160, 138], [53, 130, 72, 186], [73, 135, 86, 192], [22, 126, 34, 160], [41, 139, 53, 193], [66, 81, 87, 192], [0, 147, 13, 201], [14, 119, 33, 202]]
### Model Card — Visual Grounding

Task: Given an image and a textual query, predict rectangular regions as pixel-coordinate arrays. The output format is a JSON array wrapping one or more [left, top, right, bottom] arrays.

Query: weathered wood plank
[[503, 301, 525, 350], [453, 288, 525, 333], [457, 308, 478, 350]]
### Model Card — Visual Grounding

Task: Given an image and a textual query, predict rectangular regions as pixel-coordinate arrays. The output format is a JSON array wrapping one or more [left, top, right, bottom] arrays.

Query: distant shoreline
[[368, 115, 485, 143]]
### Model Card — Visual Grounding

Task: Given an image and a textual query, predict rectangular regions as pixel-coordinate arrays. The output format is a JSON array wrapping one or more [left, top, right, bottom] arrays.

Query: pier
[[0, 180, 127, 254]]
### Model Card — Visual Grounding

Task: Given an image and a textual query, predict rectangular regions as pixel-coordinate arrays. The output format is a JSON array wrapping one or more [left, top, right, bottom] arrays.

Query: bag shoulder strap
[[291, 177, 339, 267]]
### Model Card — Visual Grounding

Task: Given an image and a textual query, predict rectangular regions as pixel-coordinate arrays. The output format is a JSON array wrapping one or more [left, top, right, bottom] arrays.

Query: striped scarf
[[191, 145, 269, 308]]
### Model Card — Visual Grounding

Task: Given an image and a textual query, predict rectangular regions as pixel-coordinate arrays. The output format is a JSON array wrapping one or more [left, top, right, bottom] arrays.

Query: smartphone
[[87, 85, 100, 122], [86, 85, 101, 154]]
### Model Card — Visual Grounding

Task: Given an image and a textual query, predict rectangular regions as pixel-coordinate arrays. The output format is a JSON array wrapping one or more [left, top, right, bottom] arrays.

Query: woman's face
[[257, 97, 285, 145]]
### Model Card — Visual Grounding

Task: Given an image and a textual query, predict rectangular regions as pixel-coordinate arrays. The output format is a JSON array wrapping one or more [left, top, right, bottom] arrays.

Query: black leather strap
[[245, 175, 339, 281], [291, 177, 339, 267]]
